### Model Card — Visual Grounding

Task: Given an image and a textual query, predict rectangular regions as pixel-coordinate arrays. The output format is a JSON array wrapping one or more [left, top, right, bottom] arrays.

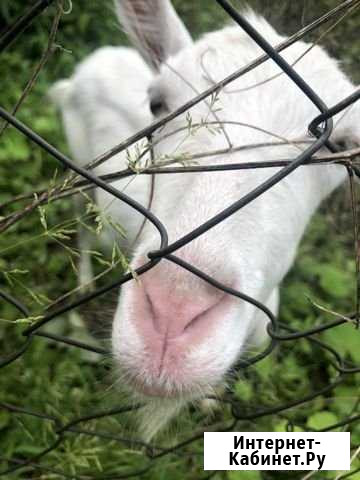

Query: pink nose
[[135, 270, 226, 343], [119, 265, 233, 395], [143, 272, 223, 338], [145, 279, 221, 338]]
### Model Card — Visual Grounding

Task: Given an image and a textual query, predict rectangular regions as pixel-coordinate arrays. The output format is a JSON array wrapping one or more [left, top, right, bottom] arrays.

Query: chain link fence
[[0, 0, 360, 478]]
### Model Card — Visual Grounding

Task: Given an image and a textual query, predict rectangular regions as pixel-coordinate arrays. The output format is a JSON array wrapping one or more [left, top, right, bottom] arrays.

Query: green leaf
[[307, 411, 338, 430], [318, 265, 353, 299], [275, 419, 304, 432], [228, 471, 261, 480], [345, 472, 360, 480], [255, 354, 276, 380], [234, 381, 253, 402], [15, 444, 46, 456], [0, 133, 30, 161], [38, 205, 48, 231], [332, 386, 359, 415], [0, 411, 10, 429], [323, 323, 360, 363]]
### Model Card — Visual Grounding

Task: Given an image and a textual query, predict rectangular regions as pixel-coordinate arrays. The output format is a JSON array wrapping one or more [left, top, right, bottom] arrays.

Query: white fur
[[52, 1, 359, 441], [49, 46, 153, 285]]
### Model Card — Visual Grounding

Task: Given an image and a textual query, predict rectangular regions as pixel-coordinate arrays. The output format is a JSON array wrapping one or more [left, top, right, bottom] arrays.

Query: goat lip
[[133, 382, 182, 398], [127, 369, 189, 398], [125, 345, 195, 398]]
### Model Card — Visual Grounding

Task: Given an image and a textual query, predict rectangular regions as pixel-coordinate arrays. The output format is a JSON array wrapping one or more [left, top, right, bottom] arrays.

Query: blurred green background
[[0, 1, 359, 479]]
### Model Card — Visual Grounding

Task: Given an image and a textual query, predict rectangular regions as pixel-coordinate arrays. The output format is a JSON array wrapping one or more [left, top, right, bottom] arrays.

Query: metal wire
[[0, 0, 359, 478]]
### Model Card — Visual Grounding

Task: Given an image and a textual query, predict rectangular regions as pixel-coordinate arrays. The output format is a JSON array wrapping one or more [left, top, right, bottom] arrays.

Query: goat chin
[[136, 387, 226, 441], [137, 398, 186, 442]]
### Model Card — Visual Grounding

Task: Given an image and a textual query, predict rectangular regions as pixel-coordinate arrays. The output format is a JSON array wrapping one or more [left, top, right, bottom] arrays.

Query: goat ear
[[114, 0, 192, 71]]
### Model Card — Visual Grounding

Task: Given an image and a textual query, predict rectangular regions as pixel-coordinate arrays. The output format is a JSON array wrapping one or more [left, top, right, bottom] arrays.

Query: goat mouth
[[133, 381, 183, 398], [125, 358, 202, 399], [126, 373, 189, 398]]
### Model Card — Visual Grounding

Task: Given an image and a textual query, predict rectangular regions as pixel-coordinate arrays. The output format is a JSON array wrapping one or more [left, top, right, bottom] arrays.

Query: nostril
[[183, 298, 224, 333], [145, 291, 163, 335], [145, 291, 156, 317]]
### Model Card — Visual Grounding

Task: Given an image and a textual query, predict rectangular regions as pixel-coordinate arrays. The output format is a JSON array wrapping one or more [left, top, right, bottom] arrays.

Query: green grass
[[0, 1, 359, 479]]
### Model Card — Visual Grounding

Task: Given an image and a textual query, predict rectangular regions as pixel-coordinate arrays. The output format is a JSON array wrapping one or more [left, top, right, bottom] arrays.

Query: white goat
[[52, 1, 359, 440], [50, 46, 153, 286]]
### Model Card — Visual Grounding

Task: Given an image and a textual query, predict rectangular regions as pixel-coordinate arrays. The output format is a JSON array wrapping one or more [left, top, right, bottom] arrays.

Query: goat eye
[[150, 97, 167, 116]]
